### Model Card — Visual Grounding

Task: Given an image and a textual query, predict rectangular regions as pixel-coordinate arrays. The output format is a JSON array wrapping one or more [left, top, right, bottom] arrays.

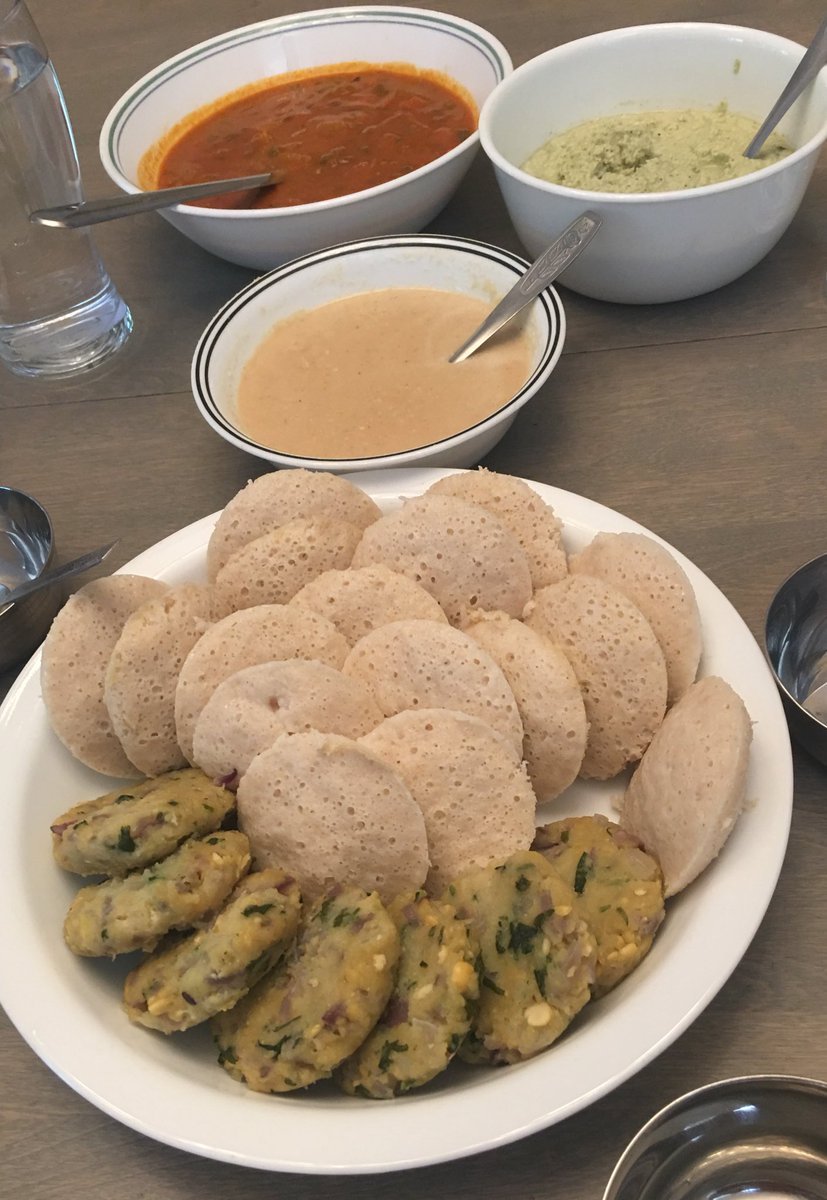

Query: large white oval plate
[[0, 467, 793, 1174]]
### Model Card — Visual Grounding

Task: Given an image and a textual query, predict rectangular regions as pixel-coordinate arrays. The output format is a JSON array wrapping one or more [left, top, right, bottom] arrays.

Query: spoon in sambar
[[448, 211, 602, 363], [30, 172, 275, 228]]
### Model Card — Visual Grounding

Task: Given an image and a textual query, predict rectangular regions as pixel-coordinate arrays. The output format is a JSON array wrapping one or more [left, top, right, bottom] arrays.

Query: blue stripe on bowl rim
[[106, 7, 512, 172], [190, 233, 564, 466]]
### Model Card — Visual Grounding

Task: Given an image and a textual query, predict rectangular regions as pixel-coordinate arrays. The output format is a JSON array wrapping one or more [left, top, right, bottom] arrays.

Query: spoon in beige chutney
[[448, 211, 602, 364]]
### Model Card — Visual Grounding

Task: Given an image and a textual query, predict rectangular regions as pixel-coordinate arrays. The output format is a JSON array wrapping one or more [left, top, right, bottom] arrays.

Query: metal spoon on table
[[743, 13, 827, 158], [29, 172, 275, 229], [0, 540, 118, 607], [448, 211, 602, 364]]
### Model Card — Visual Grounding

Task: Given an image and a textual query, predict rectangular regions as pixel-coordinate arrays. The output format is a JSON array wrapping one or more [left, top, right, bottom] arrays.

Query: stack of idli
[[40, 466, 751, 911]]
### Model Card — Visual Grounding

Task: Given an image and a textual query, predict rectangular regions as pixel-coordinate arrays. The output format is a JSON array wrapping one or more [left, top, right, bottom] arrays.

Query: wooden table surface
[[2, 0, 826, 1196]]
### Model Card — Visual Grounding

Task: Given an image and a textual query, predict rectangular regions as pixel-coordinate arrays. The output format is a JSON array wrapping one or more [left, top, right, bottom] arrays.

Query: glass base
[[0, 281, 133, 379]]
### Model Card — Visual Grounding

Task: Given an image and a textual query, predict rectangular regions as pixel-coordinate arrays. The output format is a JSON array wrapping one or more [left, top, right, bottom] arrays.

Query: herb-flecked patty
[[448, 850, 596, 1065], [337, 892, 479, 1098], [122, 867, 301, 1033], [62, 830, 251, 957], [533, 814, 665, 996], [50, 768, 235, 878], [212, 885, 399, 1092]]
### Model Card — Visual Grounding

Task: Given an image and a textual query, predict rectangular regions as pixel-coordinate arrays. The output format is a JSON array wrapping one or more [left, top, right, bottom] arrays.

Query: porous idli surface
[[342, 619, 523, 752], [104, 583, 217, 777], [206, 469, 381, 581], [569, 532, 702, 705], [236, 731, 428, 903], [192, 659, 383, 784], [524, 576, 667, 781], [174, 604, 348, 763], [463, 610, 587, 802], [290, 563, 448, 645], [427, 469, 568, 589], [351, 494, 532, 626], [361, 709, 536, 894], [619, 676, 752, 897], [213, 516, 362, 615], [41, 574, 169, 777]]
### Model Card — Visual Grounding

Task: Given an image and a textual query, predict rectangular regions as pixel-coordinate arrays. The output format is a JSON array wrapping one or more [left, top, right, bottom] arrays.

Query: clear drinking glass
[[0, 0, 132, 378]]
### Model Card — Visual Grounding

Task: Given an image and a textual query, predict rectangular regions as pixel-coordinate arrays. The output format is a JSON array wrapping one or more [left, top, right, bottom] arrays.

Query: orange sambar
[[150, 62, 478, 209]]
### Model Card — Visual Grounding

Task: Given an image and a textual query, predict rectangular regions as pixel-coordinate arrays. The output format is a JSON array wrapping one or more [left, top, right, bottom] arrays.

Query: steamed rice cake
[[191, 659, 383, 784], [104, 583, 217, 776], [174, 604, 348, 763], [361, 708, 536, 894], [342, 618, 523, 752], [213, 516, 362, 615], [524, 575, 667, 780], [569, 532, 702, 704], [619, 676, 752, 896], [427, 469, 568, 589], [206, 469, 381, 581], [351, 494, 532, 625], [236, 730, 429, 903], [462, 610, 587, 801], [41, 574, 169, 777], [290, 564, 448, 645]]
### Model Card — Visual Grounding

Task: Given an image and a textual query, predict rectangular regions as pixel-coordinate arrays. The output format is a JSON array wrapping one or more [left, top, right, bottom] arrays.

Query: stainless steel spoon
[[448, 211, 602, 364], [743, 14, 827, 158], [29, 173, 274, 228], [0, 540, 118, 606]]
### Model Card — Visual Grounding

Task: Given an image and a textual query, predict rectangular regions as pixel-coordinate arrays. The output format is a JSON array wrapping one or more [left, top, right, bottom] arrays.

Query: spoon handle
[[449, 211, 602, 364], [743, 14, 827, 158], [0, 540, 118, 606], [29, 173, 274, 228]]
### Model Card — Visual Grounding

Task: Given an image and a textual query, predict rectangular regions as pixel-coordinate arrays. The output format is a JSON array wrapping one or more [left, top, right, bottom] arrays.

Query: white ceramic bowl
[[191, 233, 566, 470], [100, 6, 512, 270], [479, 23, 827, 304]]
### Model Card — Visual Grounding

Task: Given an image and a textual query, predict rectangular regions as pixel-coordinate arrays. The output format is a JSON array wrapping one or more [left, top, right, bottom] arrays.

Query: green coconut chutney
[[522, 105, 793, 193]]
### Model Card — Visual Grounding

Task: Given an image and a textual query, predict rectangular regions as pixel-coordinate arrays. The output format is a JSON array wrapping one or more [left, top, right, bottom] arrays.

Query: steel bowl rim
[[604, 1072, 827, 1200]]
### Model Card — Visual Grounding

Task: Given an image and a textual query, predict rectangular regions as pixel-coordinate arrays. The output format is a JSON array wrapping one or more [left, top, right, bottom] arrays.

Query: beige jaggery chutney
[[522, 105, 793, 194], [234, 288, 534, 458]]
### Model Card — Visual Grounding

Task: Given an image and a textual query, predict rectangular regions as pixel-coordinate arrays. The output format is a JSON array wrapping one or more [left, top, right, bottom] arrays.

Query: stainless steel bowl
[[0, 486, 60, 673], [765, 553, 827, 766], [603, 1075, 827, 1200]]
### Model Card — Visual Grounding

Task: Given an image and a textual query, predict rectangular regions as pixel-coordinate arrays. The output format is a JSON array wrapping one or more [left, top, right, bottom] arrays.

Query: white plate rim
[[0, 466, 793, 1174]]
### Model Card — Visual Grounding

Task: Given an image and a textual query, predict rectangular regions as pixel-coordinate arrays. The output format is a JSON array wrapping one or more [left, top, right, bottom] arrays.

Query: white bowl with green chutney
[[479, 23, 827, 304]]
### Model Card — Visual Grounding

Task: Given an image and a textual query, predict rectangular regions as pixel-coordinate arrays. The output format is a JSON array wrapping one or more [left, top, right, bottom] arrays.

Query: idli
[[41, 574, 169, 777], [236, 730, 429, 903], [361, 708, 536, 894], [351, 493, 532, 625], [191, 659, 383, 785], [174, 604, 348, 764], [524, 575, 667, 780], [462, 610, 587, 801], [342, 618, 523, 752], [206, 469, 381, 581], [213, 515, 362, 615], [104, 583, 217, 776], [290, 563, 448, 645], [569, 532, 702, 704], [619, 676, 752, 897], [427, 469, 568, 589]]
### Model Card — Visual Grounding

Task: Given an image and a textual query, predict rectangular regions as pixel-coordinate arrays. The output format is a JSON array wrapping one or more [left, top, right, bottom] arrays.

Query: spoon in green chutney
[[743, 13, 827, 158], [448, 211, 602, 364]]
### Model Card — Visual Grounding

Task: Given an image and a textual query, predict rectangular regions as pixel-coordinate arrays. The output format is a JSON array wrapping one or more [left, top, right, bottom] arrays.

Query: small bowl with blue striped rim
[[190, 232, 566, 471]]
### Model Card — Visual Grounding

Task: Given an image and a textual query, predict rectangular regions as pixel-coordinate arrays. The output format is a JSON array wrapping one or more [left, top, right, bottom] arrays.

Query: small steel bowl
[[604, 1075, 827, 1200], [0, 487, 60, 673], [765, 553, 827, 766]]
